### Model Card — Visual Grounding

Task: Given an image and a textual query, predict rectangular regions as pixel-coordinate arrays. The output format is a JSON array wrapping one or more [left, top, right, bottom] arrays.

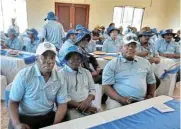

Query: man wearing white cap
[[8, 42, 69, 129], [102, 33, 156, 110]]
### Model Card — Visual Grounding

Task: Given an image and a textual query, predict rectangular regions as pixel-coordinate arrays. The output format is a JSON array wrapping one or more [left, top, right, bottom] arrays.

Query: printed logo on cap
[[44, 43, 52, 48]]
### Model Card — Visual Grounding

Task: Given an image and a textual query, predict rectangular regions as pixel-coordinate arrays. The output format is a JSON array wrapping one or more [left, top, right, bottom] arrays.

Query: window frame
[[112, 6, 145, 30]]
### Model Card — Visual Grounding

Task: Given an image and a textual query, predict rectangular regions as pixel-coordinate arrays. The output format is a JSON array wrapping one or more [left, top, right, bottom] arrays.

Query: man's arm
[[136, 51, 149, 57], [9, 100, 21, 127], [145, 83, 156, 99], [53, 103, 67, 124], [104, 85, 131, 105], [68, 100, 81, 108]]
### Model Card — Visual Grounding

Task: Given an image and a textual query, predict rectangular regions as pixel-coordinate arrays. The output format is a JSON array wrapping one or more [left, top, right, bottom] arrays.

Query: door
[[74, 4, 89, 28], [55, 3, 72, 31], [55, 3, 89, 31]]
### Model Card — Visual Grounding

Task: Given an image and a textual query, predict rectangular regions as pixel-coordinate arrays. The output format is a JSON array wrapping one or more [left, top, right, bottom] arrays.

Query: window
[[113, 6, 144, 32], [0, 0, 28, 33]]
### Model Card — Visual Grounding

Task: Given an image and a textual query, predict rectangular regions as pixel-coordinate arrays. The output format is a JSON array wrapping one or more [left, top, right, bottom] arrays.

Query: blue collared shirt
[[102, 55, 156, 99], [24, 40, 40, 53], [43, 20, 65, 49], [6, 37, 22, 50], [58, 39, 75, 61], [102, 37, 122, 53], [86, 40, 96, 53], [155, 38, 180, 54], [9, 64, 69, 116], [137, 42, 159, 59], [60, 65, 95, 102]]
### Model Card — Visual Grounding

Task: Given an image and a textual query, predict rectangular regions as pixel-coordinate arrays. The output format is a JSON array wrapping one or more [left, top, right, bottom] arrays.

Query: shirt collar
[[119, 54, 138, 63], [34, 64, 58, 81]]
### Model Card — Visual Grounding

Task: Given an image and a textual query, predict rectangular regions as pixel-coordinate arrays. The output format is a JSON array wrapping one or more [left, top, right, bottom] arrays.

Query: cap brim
[[123, 40, 139, 45], [64, 51, 83, 60]]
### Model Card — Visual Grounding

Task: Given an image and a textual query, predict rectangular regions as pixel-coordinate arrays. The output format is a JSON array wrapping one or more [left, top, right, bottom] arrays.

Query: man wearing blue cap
[[75, 24, 84, 33], [59, 29, 78, 62], [3, 28, 22, 50], [137, 27, 160, 64], [155, 29, 180, 59], [75, 31, 102, 84], [8, 42, 69, 129], [60, 46, 97, 120], [103, 33, 156, 110], [23, 28, 40, 53], [42, 12, 65, 50], [102, 26, 121, 53]]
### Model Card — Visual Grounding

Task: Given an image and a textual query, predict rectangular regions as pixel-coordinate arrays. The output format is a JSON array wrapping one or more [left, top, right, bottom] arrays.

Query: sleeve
[[86, 70, 96, 95], [146, 61, 156, 85], [18, 39, 23, 50], [102, 40, 108, 52], [102, 60, 116, 85], [56, 73, 70, 104], [93, 42, 96, 52], [9, 71, 25, 102]]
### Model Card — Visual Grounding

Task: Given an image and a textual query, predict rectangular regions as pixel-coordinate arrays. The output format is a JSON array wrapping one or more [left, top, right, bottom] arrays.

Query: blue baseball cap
[[44, 11, 56, 21], [107, 27, 119, 35], [75, 31, 91, 44], [26, 28, 39, 40], [65, 29, 78, 40], [161, 29, 174, 36], [7, 28, 18, 37], [151, 28, 158, 34], [64, 46, 83, 61], [76, 24, 84, 31]]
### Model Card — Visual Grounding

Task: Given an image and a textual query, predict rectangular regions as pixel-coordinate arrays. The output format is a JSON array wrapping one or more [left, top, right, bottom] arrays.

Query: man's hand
[[85, 107, 97, 114], [96, 68, 101, 75], [141, 51, 149, 57], [91, 71, 98, 76], [77, 100, 90, 112], [119, 97, 132, 105], [145, 94, 154, 99], [149, 57, 160, 64], [15, 123, 31, 129]]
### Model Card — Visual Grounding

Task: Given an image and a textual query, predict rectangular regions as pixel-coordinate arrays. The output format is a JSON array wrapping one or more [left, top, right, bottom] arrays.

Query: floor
[[1, 82, 180, 129]]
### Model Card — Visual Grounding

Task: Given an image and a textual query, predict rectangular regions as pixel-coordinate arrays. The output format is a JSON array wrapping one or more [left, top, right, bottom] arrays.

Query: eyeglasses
[[126, 36, 138, 41]]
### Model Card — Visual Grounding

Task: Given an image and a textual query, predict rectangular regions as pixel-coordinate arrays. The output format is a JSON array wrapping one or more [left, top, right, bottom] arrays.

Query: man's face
[[70, 34, 76, 41], [28, 34, 33, 39], [38, 50, 56, 73], [110, 30, 118, 39], [79, 39, 89, 48], [67, 53, 82, 70], [164, 33, 173, 42], [77, 30, 82, 33], [121, 42, 137, 59], [140, 35, 150, 44], [9, 34, 15, 39]]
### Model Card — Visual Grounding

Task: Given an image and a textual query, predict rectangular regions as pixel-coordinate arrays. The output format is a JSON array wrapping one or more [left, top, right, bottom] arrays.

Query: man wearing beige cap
[[8, 42, 69, 129], [102, 33, 156, 110]]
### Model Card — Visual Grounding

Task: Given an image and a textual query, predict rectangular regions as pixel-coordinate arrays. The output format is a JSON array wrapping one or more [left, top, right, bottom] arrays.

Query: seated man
[[60, 46, 97, 120], [102, 33, 156, 110], [102, 27, 121, 53], [8, 42, 68, 129], [75, 31, 102, 84], [3, 28, 22, 50], [86, 30, 99, 53], [59, 29, 78, 62], [155, 29, 180, 60], [137, 27, 160, 64], [23, 28, 40, 53]]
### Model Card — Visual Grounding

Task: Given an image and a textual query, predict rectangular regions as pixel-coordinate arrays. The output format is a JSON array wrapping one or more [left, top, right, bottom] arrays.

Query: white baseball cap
[[122, 33, 139, 45], [36, 42, 57, 55]]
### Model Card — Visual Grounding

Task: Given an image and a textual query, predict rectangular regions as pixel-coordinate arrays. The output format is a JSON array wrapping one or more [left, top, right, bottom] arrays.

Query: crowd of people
[[0, 11, 180, 129]]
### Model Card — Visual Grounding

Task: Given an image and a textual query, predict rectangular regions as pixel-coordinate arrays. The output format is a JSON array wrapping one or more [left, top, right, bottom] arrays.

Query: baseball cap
[[122, 33, 139, 45], [36, 42, 57, 55]]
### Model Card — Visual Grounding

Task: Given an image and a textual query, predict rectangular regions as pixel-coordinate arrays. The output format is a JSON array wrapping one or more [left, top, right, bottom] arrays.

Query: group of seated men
[[0, 12, 180, 129]]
